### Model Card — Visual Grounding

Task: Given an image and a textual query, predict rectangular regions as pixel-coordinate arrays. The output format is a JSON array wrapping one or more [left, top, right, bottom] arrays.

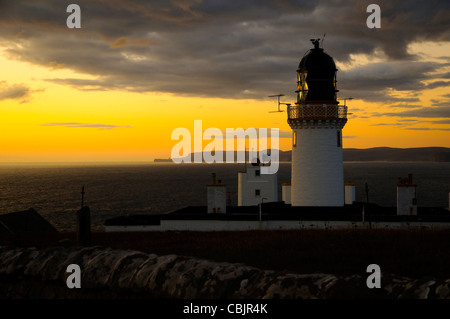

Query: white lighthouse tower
[[287, 39, 348, 206]]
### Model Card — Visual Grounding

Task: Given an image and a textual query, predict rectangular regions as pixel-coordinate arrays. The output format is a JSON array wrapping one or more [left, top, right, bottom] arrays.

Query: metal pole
[[81, 186, 85, 208], [77, 206, 91, 246], [365, 183, 369, 205], [259, 198, 267, 230], [362, 205, 365, 224]]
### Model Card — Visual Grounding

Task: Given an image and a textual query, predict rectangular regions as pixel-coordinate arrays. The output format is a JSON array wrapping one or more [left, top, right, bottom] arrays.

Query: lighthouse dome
[[296, 39, 338, 103]]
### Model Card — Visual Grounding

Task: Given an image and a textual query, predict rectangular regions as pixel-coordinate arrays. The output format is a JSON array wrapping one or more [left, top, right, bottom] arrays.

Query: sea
[[0, 162, 449, 231]]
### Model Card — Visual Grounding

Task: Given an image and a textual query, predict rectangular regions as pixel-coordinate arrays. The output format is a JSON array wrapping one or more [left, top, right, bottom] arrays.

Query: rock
[[435, 279, 450, 299], [0, 246, 448, 299]]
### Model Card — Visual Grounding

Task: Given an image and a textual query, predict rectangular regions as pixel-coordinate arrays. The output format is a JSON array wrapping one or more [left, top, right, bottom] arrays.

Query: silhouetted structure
[[77, 206, 91, 246], [0, 208, 57, 234], [296, 38, 338, 102]]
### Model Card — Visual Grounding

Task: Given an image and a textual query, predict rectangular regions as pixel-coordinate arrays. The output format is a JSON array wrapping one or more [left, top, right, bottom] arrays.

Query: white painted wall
[[207, 185, 227, 213], [282, 184, 291, 204], [345, 184, 356, 205], [238, 166, 277, 206], [291, 127, 344, 206], [397, 186, 417, 215]]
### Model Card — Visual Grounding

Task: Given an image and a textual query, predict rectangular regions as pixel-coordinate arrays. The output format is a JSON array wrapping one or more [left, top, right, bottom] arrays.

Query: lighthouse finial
[[310, 38, 320, 49]]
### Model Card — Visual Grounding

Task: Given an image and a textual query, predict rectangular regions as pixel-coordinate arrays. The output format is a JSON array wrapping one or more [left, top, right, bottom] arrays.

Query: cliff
[[1, 246, 449, 299], [343, 147, 450, 162], [164, 147, 450, 163]]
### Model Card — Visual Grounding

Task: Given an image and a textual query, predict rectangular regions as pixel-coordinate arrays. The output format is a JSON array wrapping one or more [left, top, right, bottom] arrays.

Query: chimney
[[207, 173, 226, 214], [397, 174, 417, 216], [345, 182, 356, 205]]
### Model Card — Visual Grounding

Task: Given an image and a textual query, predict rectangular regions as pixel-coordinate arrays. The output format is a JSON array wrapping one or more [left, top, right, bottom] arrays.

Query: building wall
[[105, 225, 161, 232], [291, 127, 344, 206], [282, 184, 291, 204], [105, 220, 450, 232], [397, 186, 417, 215], [238, 166, 277, 206], [207, 186, 226, 213], [345, 184, 356, 205]]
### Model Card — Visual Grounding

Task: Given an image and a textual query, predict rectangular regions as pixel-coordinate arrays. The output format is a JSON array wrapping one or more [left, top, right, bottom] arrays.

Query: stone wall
[[0, 246, 449, 299]]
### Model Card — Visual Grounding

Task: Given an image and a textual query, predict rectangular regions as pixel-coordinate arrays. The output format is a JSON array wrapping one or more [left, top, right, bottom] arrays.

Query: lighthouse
[[287, 39, 348, 206]]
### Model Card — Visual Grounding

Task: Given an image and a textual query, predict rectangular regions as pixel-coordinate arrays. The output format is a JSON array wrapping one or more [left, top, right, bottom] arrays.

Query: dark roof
[[299, 46, 336, 71], [298, 43, 337, 102], [104, 214, 161, 226], [0, 208, 58, 234], [104, 202, 450, 226]]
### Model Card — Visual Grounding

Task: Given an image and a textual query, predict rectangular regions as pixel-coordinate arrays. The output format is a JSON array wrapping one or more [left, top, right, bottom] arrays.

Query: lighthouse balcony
[[287, 104, 347, 121]]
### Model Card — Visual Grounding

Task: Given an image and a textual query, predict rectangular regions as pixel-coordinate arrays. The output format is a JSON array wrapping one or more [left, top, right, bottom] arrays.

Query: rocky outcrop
[[0, 246, 449, 299]]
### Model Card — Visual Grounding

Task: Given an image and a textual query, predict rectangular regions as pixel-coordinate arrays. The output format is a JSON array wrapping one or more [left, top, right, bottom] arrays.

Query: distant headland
[[155, 147, 450, 163], [153, 158, 172, 162]]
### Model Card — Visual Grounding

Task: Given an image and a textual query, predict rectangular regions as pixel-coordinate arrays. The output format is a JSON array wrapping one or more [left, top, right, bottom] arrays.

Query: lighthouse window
[[337, 131, 341, 147], [297, 71, 308, 102], [293, 131, 297, 147]]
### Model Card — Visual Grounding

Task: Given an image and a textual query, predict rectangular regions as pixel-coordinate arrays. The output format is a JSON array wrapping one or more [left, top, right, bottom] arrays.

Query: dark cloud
[[430, 119, 450, 124], [0, 0, 448, 104], [366, 121, 450, 132], [370, 123, 395, 126], [404, 127, 450, 131], [388, 104, 422, 109], [338, 61, 444, 102], [41, 122, 132, 129], [46, 78, 114, 92], [426, 81, 450, 90], [381, 106, 450, 118], [435, 72, 450, 79], [0, 82, 31, 101], [431, 100, 450, 108], [365, 117, 450, 130]]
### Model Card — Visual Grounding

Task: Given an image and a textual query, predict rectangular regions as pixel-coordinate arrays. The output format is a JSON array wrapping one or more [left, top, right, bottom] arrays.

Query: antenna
[[338, 97, 353, 107], [337, 97, 354, 115], [321, 33, 326, 48], [268, 94, 286, 113]]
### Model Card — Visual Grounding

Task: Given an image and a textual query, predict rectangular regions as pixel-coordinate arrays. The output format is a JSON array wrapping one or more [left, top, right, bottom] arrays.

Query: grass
[[1, 228, 450, 279]]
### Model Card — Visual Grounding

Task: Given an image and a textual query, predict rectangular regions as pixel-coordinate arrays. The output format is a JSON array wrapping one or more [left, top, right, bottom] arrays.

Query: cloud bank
[[0, 0, 448, 108], [0, 82, 31, 102], [41, 122, 132, 130]]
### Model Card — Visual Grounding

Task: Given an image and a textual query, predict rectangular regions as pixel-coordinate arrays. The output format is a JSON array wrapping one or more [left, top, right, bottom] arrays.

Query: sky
[[0, 0, 449, 162]]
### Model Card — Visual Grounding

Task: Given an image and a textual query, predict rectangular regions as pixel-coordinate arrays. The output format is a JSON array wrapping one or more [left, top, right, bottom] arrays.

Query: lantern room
[[296, 39, 338, 104]]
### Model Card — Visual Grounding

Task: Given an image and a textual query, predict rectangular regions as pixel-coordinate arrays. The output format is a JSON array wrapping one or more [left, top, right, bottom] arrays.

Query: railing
[[288, 104, 347, 120]]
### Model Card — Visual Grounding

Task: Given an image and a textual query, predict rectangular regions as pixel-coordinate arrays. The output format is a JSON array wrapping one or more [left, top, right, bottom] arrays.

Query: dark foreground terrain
[[1, 228, 450, 280]]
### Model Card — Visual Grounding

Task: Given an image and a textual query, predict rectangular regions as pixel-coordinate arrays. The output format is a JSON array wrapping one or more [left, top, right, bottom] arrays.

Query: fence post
[[77, 206, 91, 246]]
